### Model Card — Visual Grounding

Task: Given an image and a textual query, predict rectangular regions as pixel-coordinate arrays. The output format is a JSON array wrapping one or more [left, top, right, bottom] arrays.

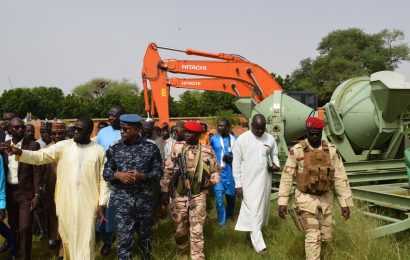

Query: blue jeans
[[215, 190, 235, 225]]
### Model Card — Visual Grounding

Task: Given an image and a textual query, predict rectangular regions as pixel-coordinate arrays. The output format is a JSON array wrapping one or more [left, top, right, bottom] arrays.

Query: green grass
[[2, 198, 409, 259]]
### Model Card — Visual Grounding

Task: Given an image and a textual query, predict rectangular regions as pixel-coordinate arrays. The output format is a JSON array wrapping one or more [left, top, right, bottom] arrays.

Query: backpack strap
[[298, 140, 310, 152], [321, 140, 330, 153]]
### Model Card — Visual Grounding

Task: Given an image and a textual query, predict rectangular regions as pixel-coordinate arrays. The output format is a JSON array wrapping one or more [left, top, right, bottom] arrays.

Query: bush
[[211, 110, 241, 127]]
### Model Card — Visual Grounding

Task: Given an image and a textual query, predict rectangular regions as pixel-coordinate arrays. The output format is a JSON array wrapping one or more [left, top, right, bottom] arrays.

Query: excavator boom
[[167, 77, 254, 97], [141, 42, 283, 124]]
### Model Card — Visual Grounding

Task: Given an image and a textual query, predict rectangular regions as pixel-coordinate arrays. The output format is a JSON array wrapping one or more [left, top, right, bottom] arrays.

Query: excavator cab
[[285, 90, 318, 109]]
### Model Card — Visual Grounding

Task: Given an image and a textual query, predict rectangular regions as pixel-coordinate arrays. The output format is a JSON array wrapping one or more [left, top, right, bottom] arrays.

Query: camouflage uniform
[[103, 138, 163, 260], [161, 142, 219, 260], [278, 139, 353, 260]]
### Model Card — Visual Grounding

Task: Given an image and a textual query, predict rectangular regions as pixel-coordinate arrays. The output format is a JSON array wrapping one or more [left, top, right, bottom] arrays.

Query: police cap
[[119, 114, 142, 125]]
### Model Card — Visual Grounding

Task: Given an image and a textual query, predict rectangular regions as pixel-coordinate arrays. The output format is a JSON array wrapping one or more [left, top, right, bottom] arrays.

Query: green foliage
[[272, 73, 293, 89], [23, 199, 410, 259], [0, 87, 64, 119], [201, 92, 238, 115], [211, 109, 241, 127], [176, 91, 203, 116], [176, 91, 238, 117], [69, 79, 146, 117], [59, 94, 99, 118], [290, 28, 410, 104], [72, 78, 111, 98], [97, 82, 141, 116], [30, 87, 65, 119], [0, 88, 37, 118]]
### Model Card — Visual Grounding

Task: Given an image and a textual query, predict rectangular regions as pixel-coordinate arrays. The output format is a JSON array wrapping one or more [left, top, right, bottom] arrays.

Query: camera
[[222, 152, 233, 163]]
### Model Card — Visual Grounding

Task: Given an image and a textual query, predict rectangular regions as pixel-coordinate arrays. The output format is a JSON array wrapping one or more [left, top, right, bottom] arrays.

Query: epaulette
[[146, 138, 155, 144], [294, 143, 304, 150], [109, 140, 122, 147]]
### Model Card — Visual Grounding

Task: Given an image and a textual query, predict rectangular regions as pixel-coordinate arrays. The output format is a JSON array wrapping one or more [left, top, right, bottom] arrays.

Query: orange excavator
[[141, 42, 287, 125]]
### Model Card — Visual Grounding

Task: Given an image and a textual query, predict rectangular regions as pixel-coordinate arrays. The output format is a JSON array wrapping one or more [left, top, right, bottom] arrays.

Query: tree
[[272, 73, 293, 89], [60, 94, 99, 118], [0, 88, 37, 118], [290, 28, 410, 104], [0, 87, 65, 119], [97, 81, 141, 116], [71, 78, 144, 116], [30, 87, 65, 119], [201, 92, 238, 115], [176, 91, 203, 117], [211, 109, 241, 127], [72, 78, 111, 98]]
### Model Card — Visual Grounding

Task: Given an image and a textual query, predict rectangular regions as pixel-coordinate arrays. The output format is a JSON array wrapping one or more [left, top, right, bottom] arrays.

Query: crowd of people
[[0, 106, 353, 260]]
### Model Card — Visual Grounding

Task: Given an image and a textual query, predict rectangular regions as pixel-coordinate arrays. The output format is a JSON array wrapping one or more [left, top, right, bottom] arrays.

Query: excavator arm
[[167, 77, 253, 97], [141, 42, 283, 124]]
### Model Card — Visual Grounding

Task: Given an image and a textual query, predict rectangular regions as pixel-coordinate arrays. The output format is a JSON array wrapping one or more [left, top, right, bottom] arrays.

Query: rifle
[[288, 207, 305, 233], [177, 152, 195, 210]]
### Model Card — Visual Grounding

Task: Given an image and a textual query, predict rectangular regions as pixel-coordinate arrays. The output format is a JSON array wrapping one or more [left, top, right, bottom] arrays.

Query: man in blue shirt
[[0, 153, 16, 258], [210, 120, 237, 225], [96, 105, 124, 256]]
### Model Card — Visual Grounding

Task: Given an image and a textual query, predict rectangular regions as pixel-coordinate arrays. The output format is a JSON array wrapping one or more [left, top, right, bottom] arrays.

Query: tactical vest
[[296, 140, 335, 195], [175, 144, 211, 196]]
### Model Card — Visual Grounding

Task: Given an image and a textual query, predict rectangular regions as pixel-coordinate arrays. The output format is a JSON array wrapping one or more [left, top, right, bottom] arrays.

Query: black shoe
[[100, 243, 111, 257], [0, 241, 9, 253]]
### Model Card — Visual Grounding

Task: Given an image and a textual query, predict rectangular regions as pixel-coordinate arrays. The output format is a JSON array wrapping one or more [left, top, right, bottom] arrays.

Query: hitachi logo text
[[181, 65, 207, 71], [181, 81, 201, 86]]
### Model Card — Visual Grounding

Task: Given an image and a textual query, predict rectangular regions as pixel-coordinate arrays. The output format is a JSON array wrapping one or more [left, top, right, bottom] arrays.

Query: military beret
[[120, 114, 142, 125], [184, 121, 202, 133], [305, 117, 324, 129]]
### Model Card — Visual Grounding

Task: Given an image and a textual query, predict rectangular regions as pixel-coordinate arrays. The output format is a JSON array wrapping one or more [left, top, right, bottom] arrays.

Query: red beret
[[184, 121, 202, 133], [305, 117, 324, 129]]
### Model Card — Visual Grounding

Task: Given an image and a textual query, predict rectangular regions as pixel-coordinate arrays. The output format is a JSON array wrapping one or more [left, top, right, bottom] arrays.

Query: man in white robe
[[233, 114, 280, 254], [1, 118, 109, 260]]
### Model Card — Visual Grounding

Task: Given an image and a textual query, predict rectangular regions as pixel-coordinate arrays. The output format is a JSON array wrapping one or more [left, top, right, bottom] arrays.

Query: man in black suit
[[3, 117, 41, 259]]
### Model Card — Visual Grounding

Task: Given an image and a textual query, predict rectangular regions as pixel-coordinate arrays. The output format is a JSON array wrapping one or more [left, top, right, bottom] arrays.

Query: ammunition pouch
[[174, 144, 214, 196], [296, 141, 335, 195], [200, 164, 212, 190]]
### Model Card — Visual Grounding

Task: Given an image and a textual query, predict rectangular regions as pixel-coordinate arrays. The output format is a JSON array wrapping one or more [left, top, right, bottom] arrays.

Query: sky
[[1, 0, 409, 98]]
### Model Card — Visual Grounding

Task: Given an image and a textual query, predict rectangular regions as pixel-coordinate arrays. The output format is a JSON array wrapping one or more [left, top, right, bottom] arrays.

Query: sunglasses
[[120, 126, 136, 132], [74, 127, 84, 132]]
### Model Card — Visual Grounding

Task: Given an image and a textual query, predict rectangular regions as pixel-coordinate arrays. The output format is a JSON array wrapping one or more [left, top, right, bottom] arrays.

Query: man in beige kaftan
[[1, 118, 109, 260]]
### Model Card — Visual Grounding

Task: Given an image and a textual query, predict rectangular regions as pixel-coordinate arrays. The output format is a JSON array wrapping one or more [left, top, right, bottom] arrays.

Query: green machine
[[237, 71, 410, 163], [235, 71, 410, 237]]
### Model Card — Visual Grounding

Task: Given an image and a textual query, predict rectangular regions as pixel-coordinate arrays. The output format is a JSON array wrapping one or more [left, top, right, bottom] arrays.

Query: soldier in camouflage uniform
[[278, 117, 353, 260], [103, 114, 163, 260], [160, 121, 220, 260]]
